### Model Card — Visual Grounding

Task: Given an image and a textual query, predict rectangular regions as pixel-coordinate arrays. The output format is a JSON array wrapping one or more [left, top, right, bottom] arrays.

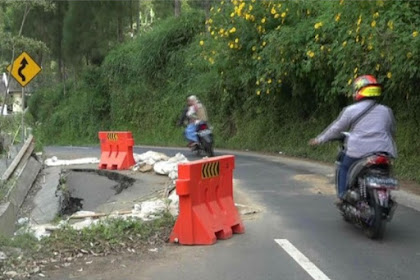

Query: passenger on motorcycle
[[178, 95, 208, 147], [309, 75, 397, 203]]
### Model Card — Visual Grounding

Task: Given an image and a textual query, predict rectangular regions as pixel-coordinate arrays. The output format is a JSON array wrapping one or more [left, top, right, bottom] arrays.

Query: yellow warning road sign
[[6, 52, 42, 87], [201, 161, 220, 179]]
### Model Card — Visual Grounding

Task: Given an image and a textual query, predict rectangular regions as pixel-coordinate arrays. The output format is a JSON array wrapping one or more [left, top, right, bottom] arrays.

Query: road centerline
[[274, 239, 331, 280]]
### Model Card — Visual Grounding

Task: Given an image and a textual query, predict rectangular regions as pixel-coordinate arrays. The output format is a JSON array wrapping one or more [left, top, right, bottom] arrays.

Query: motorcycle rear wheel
[[202, 139, 214, 157], [364, 196, 387, 240]]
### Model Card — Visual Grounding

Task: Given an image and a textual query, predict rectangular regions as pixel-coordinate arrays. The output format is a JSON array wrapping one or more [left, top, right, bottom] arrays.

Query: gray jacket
[[316, 100, 397, 158]]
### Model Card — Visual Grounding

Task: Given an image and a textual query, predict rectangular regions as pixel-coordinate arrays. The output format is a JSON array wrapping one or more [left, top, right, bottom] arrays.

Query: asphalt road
[[44, 146, 420, 280]]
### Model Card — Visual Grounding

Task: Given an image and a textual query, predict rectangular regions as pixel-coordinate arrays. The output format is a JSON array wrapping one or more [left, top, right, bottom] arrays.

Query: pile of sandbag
[[133, 151, 188, 181]]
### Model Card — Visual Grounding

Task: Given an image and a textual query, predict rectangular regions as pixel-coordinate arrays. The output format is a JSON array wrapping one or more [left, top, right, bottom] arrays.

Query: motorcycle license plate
[[365, 177, 398, 189], [199, 129, 211, 136]]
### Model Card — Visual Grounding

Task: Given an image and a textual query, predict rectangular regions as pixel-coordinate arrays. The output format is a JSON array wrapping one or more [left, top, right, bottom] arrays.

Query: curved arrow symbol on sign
[[18, 58, 28, 82]]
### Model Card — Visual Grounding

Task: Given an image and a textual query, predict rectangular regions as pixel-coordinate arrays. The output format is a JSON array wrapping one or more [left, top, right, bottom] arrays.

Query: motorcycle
[[335, 133, 398, 239], [190, 121, 215, 157]]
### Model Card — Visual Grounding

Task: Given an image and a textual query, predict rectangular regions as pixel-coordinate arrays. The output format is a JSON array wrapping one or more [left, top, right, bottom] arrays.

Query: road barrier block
[[170, 155, 245, 245], [98, 131, 135, 170]]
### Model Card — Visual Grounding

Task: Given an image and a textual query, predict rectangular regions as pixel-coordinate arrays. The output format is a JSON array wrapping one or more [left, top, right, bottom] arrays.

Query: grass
[[0, 213, 175, 277]]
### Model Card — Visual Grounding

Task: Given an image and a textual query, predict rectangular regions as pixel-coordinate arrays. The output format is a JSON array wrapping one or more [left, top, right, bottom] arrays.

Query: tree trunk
[[204, 0, 211, 20], [136, 0, 140, 34], [174, 0, 181, 17]]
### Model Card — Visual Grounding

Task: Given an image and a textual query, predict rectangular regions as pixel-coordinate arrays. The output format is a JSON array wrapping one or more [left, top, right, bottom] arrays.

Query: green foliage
[[29, 2, 420, 183]]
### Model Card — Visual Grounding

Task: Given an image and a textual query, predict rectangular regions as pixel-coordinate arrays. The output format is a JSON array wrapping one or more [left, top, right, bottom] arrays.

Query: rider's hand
[[308, 138, 319, 146]]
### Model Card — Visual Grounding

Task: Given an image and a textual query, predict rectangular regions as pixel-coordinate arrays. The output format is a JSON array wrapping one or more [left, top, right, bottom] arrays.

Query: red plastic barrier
[[170, 155, 245, 245], [98, 131, 135, 170]]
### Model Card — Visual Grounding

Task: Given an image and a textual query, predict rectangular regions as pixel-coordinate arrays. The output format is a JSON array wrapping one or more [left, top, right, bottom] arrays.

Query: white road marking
[[275, 239, 331, 280]]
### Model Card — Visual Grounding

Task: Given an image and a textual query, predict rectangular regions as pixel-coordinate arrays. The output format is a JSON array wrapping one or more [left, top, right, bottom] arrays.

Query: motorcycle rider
[[309, 75, 397, 204], [178, 95, 208, 147]]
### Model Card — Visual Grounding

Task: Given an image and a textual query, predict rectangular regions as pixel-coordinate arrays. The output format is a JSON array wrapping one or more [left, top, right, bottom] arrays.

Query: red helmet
[[352, 75, 382, 101]]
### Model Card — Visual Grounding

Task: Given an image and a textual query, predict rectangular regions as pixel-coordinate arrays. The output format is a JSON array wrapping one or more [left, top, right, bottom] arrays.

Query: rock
[[0, 251, 7, 261], [5, 271, 18, 277], [17, 217, 29, 226], [139, 164, 153, 173]]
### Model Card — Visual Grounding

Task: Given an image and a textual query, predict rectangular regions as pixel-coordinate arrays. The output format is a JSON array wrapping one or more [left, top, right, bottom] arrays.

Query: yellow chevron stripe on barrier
[[201, 161, 220, 179], [107, 133, 119, 141]]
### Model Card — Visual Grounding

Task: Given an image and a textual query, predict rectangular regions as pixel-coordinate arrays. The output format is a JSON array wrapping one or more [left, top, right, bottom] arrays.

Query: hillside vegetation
[[28, 1, 420, 182]]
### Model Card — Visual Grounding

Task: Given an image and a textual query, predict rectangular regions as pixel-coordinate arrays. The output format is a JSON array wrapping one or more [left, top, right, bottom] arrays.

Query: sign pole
[[21, 86, 25, 142]]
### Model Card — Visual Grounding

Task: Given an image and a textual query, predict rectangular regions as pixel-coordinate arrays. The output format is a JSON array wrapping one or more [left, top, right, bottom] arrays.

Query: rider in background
[[178, 95, 208, 147], [309, 75, 397, 203]]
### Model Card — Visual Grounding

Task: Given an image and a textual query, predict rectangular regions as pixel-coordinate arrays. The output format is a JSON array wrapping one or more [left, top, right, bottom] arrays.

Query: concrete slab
[[0, 202, 16, 236], [30, 167, 61, 224], [8, 157, 42, 210]]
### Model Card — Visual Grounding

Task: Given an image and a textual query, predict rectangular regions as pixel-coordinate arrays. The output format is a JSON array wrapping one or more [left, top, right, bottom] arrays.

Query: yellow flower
[[307, 9, 310, 15], [354, 67, 358, 74], [413, 31, 419, 37], [368, 44, 373, 50], [387, 20, 394, 30], [371, 21, 376, 28], [342, 41, 347, 47], [377, 0, 384, 7], [271, 7, 276, 15], [249, 5, 253, 11], [373, 12, 379, 19], [306, 50, 315, 58], [375, 64, 380, 71], [407, 52, 413, 59], [387, 72, 392, 79], [314, 22, 323, 29], [252, 46, 257, 51], [208, 18, 213, 24], [274, 14, 280, 19], [266, 89, 270, 94], [268, 79, 272, 84], [356, 36, 359, 42], [281, 12, 287, 18], [340, 0, 345, 5], [229, 43, 234, 49], [320, 45, 325, 51], [257, 56, 261, 60], [211, 31, 215, 36], [217, 8, 221, 13], [229, 27, 236, 33], [348, 78, 352, 85], [200, 40, 204, 46], [262, 41, 267, 47], [230, 12, 235, 18], [357, 16, 362, 26], [261, 17, 266, 24], [256, 90, 261, 95], [256, 81, 260, 85], [335, 13, 341, 22], [315, 34, 319, 41], [234, 38, 239, 43]]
